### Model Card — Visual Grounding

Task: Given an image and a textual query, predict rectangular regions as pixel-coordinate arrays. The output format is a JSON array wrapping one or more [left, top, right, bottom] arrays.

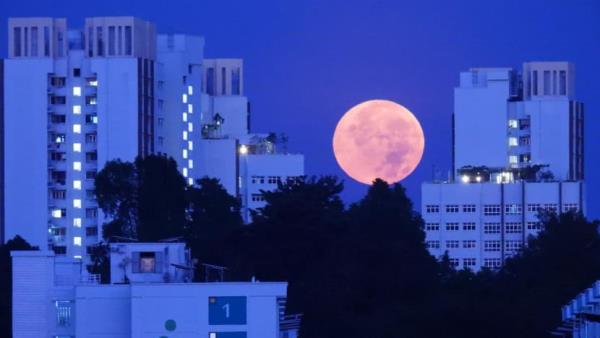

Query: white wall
[[76, 285, 131, 338], [4, 59, 53, 247], [196, 138, 238, 196]]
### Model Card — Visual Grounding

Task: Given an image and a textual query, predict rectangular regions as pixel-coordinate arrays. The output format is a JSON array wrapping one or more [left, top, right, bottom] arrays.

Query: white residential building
[[2, 18, 304, 256], [3, 17, 156, 259], [11, 242, 288, 338], [423, 62, 585, 271]]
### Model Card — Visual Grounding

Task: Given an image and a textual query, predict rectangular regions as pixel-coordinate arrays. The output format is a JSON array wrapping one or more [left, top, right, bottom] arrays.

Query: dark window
[[125, 26, 132, 55], [14, 27, 21, 57], [96, 27, 104, 56], [31, 27, 38, 56], [53, 246, 67, 255], [108, 26, 116, 56], [86, 227, 98, 236], [87, 27, 94, 57], [206, 67, 214, 95], [44, 27, 50, 56], [232, 67, 241, 95], [73, 68, 81, 77], [221, 67, 226, 94]]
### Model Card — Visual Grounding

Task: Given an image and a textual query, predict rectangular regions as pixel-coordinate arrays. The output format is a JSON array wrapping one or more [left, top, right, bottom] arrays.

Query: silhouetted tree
[[86, 242, 111, 284], [0, 236, 36, 338], [95, 155, 187, 241], [185, 177, 243, 280]]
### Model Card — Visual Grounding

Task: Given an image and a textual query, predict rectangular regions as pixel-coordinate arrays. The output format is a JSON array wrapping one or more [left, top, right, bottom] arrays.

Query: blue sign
[[212, 332, 247, 338], [208, 296, 247, 325]]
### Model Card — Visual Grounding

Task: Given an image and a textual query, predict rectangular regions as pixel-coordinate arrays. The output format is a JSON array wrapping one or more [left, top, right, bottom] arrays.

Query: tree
[[0, 236, 36, 338], [301, 179, 440, 338], [185, 177, 243, 280], [225, 176, 346, 313], [86, 242, 111, 284], [95, 155, 187, 241]]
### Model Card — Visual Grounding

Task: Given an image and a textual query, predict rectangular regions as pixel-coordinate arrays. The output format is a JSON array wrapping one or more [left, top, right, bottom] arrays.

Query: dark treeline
[[2, 155, 599, 338]]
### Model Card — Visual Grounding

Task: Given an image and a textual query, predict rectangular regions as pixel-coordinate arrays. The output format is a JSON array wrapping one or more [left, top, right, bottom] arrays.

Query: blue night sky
[[1, 0, 599, 218]]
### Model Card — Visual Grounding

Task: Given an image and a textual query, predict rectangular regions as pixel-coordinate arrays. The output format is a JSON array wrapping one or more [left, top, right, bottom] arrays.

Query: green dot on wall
[[165, 319, 177, 332]]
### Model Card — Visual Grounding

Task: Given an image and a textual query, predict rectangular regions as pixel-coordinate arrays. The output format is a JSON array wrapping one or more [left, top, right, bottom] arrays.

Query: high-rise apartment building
[[4, 17, 156, 259], [422, 62, 585, 271], [2, 17, 304, 255]]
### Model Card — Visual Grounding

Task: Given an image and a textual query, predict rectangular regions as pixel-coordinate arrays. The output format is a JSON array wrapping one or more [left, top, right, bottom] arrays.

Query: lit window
[[74, 255, 82, 259], [508, 119, 518, 128], [182, 94, 187, 103], [51, 209, 63, 218], [188, 104, 193, 114], [188, 85, 193, 95], [73, 218, 82, 227], [183, 149, 188, 159], [183, 131, 188, 140], [73, 87, 81, 96], [188, 122, 193, 132], [509, 155, 518, 164], [182, 112, 187, 122], [92, 116, 98, 124], [209, 333, 217, 338], [239, 144, 248, 155], [73, 143, 82, 152], [461, 175, 469, 183], [182, 167, 188, 177], [73, 199, 82, 209], [188, 141, 193, 150], [73, 237, 82, 246], [73, 105, 81, 114], [73, 180, 82, 190], [88, 79, 98, 86], [188, 178, 193, 185], [188, 159, 193, 168], [73, 161, 82, 171], [73, 124, 81, 134], [508, 137, 518, 146]]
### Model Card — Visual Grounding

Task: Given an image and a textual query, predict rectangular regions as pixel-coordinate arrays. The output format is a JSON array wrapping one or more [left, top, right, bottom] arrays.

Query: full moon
[[332, 100, 425, 185]]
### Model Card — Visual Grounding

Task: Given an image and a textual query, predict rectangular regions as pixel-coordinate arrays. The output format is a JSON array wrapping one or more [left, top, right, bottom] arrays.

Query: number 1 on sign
[[222, 303, 230, 318]]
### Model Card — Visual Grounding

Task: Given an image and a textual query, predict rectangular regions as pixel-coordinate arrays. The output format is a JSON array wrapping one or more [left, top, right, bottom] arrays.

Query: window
[[51, 96, 67, 105], [188, 104, 193, 114], [73, 161, 82, 171], [425, 223, 439, 231], [483, 258, 501, 269], [463, 240, 476, 248], [426, 241, 440, 249], [221, 67, 227, 94], [543, 70, 551, 95], [86, 152, 97, 163], [188, 178, 194, 186], [251, 176, 265, 184], [508, 119, 518, 128], [483, 205, 501, 216], [527, 203, 541, 212], [73, 199, 82, 209], [182, 131, 188, 140], [51, 152, 67, 161], [73, 180, 82, 190], [426, 205, 440, 213], [108, 26, 116, 55], [86, 133, 97, 144], [73, 236, 82, 246], [125, 26, 132, 55], [96, 27, 104, 56], [14, 27, 21, 57], [51, 208, 67, 218], [462, 204, 476, 213], [232, 67, 241, 95], [251, 193, 265, 202], [73, 87, 81, 96], [484, 240, 501, 252], [519, 118, 530, 130], [50, 227, 66, 236], [188, 141, 193, 151], [542, 204, 558, 213], [87, 78, 98, 86], [559, 70, 566, 95], [118, 26, 123, 55], [188, 85, 193, 95], [51, 114, 66, 123], [73, 218, 82, 227], [182, 112, 187, 122], [509, 155, 518, 164], [86, 114, 98, 124], [132, 251, 163, 273], [86, 189, 95, 200], [31, 27, 38, 56], [73, 68, 81, 77], [446, 240, 459, 249], [188, 159, 194, 169], [445, 223, 459, 231], [86, 171, 96, 180], [449, 258, 460, 268], [483, 223, 501, 234], [445, 205, 459, 213], [182, 149, 188, 159], [73, 143, 82, 152], [51, 190, 66, 200], [206, 67, 215, 95], [73, 105, 81, 114], [508, 137, 518, 146], [85, 208, 97, 218], [532, 70, 538, 95], [267, 176, 280, 184], [86, 227, 98, 236], [504, 204, 522, 215], [182, 94, 188, 103], [519, 136, 530, 145], [73, 124, 81, 134], [563, 203, 578, 212], [527, 222, 543, 231], [55, 300, 73, 327], [44, 26, 50, 56], [505, 240, 523, 252], [86, 96, 97, 105], [463, 258, 476, 268], [505, 222, 522, 233], [463, 222, 476, 231]]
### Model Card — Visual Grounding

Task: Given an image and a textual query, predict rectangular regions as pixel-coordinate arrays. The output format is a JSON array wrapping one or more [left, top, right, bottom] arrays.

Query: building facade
[[423, 62, 585, 271], [3, 17, 304, 256], [12, 243, 288, 338], [4, 17, 156, 259]]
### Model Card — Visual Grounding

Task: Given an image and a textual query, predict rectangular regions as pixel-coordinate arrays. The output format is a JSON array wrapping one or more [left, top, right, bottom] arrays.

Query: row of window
[[447, 258, 477, 268], [50, 189, 95, 200], [426, 203, 577, 214], [50, 226, 98, 237], [50, 207, 97, 219], [428, 240, 524, 252], [50, 113, 98, 124], [425, 222, 543, 233]]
